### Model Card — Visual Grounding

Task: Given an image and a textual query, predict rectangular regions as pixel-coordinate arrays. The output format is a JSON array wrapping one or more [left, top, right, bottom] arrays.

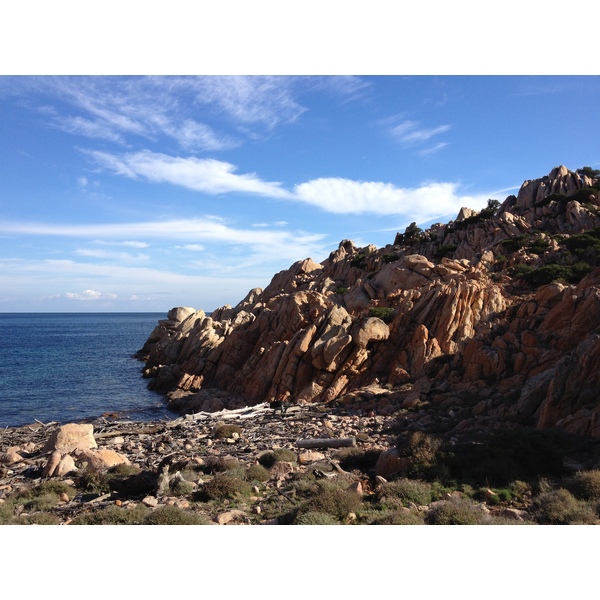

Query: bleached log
[[296, 437, 356, 449]]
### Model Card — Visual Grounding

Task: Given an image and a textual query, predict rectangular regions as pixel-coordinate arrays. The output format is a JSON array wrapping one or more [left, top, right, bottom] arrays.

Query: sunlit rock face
[[138, 166, 600, 438]]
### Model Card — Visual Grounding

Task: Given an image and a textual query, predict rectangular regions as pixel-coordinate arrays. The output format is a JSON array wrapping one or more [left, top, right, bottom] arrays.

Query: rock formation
[[137, 166, 600, 438]]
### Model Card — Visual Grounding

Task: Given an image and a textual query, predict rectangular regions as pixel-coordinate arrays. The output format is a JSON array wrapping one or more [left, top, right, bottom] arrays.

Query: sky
[[1, 74, 600, 312]]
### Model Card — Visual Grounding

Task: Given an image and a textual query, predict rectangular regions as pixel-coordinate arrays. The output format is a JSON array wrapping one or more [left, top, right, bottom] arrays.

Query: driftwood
[[296, 437, 356, 449]]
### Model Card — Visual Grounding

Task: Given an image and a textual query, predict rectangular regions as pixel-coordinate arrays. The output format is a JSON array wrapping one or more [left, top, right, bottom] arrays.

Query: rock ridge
[[137, 165, 600, 439]]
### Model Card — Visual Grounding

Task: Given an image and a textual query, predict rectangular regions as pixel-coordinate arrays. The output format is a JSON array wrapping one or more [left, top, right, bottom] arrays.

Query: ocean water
[[0, 313, 175, 428]]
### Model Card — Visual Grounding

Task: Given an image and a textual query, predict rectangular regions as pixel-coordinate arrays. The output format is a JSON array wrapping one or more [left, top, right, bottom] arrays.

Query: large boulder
[[43, 423, 97, 454]]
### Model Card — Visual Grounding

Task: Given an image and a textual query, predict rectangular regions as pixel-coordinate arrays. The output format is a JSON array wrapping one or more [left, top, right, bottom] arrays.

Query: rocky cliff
[[137, 166, 600, 439]]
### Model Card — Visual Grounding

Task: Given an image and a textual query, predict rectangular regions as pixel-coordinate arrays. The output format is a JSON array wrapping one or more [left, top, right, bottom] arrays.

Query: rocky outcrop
[[138, 166, 600, 439]]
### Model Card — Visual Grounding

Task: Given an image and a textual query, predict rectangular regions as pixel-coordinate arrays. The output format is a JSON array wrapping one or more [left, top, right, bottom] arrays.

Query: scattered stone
[[142, 496, 158, 507]]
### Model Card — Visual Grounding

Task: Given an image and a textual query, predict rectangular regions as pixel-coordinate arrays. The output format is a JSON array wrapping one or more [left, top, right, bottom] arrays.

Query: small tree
[[576, 166, 600, 179]]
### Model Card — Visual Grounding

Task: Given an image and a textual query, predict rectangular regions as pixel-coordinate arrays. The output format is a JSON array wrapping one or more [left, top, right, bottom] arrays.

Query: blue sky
[[1, 75, 600, 312]]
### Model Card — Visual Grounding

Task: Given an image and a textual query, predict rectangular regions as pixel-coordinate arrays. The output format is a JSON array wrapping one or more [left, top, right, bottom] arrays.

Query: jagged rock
[[134, 165, 600, 440]]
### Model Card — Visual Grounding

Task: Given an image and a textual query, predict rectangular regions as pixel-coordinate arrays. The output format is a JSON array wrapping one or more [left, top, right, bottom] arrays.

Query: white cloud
[[294, 178, 489, 222], [63, 289, 118, 301], [87, 150, 292, 198]]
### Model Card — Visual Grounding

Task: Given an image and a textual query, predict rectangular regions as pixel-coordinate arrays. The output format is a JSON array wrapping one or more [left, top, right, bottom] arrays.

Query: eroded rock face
[[138, 166, 600, 439]]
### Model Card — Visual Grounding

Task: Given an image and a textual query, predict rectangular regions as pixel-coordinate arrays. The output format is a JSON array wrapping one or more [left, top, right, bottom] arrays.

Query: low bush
[[71, 504, 150, 525], [376, 478, 433, 507], [395, 431, 444, 479], [170, 479, 195, 497], [371, 509, 425, 525], [568, 470, 600, 501], [258, 448, 297, 468], [294, 511, 340, 525], [532, 489, 597, 524], [195, 473, 252, 502], [144, 505, 210, 525], [426, 497, 488, 525], [214, 424, 243, 439], [294, 480, 362, 522], [245, 464, 271, 483]]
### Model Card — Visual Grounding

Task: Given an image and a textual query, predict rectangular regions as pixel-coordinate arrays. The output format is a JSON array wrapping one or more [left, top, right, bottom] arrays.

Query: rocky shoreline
[[3, 389, 600, 525]]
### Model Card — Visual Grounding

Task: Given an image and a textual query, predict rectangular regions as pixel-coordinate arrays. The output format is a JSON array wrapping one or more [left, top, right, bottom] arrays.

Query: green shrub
[[203, 455, 243, 473], [396, 431, 444, 479], [377, 479, 433, 507], [528, 238, 550, 254], [71, 504, 150, 525], [368, 307, 395, 323], [78, 471, 112, 495], [532, 488, 597, 524], [294, 511, 340, 525], [371, 510, 425, 525], [144, 505, 210, 525], [350, 254, 367, 268], [426, 497, 488, 525], [18, 512, 62, 525], [334, 286, 349, 294], [170, 479, 195, 497], [258, 448, 297, 468], [569, 470, 600, 501], [214, 424, 243, 439], [108, 463, 142, 476], [434, 244, 457, 260], [295, 480, 362, 521], [245, 464, 271, 483], [502, 235, 528, 253], [196, 473, 252, 502]]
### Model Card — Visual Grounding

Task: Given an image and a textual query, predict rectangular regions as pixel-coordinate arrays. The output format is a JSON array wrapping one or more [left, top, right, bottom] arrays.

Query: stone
[[298, 451, 326, 465], [375, 448, 410, 479], [0, 451, 23, 465], [42, 451, 62, 478], [78, 448, 130, 472], [217, 509, 247, 525], [142, 496, 158, 507], [55, 454, 77, 477], [43, 423, 97, 454]]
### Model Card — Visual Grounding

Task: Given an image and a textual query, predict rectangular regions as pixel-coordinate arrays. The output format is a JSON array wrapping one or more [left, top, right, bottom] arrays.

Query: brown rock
[[43, 423, 97, 454], [42, 450, 62, 478], [298, 451, 325, 465], [78, 448, 130, 472], [375, 448, 409, 479]]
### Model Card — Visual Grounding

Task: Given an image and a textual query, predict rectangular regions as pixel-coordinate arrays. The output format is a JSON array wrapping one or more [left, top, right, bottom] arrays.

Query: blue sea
[[0, 313, 175, 428]]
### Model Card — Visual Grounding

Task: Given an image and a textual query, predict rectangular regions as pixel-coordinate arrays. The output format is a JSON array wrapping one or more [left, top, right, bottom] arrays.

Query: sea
[[0, 313, 176, 428]]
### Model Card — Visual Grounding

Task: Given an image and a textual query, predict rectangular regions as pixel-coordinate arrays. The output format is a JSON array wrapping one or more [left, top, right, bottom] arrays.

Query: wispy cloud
[[390, 119, 451, 145], [5, 76, 365, 151], [86, 150, 292, 198], [75, 248, 150, 262]]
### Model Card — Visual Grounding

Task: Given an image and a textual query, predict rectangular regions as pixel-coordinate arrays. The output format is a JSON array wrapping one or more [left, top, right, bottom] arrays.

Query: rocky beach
[[4, 165, 600, 525]]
